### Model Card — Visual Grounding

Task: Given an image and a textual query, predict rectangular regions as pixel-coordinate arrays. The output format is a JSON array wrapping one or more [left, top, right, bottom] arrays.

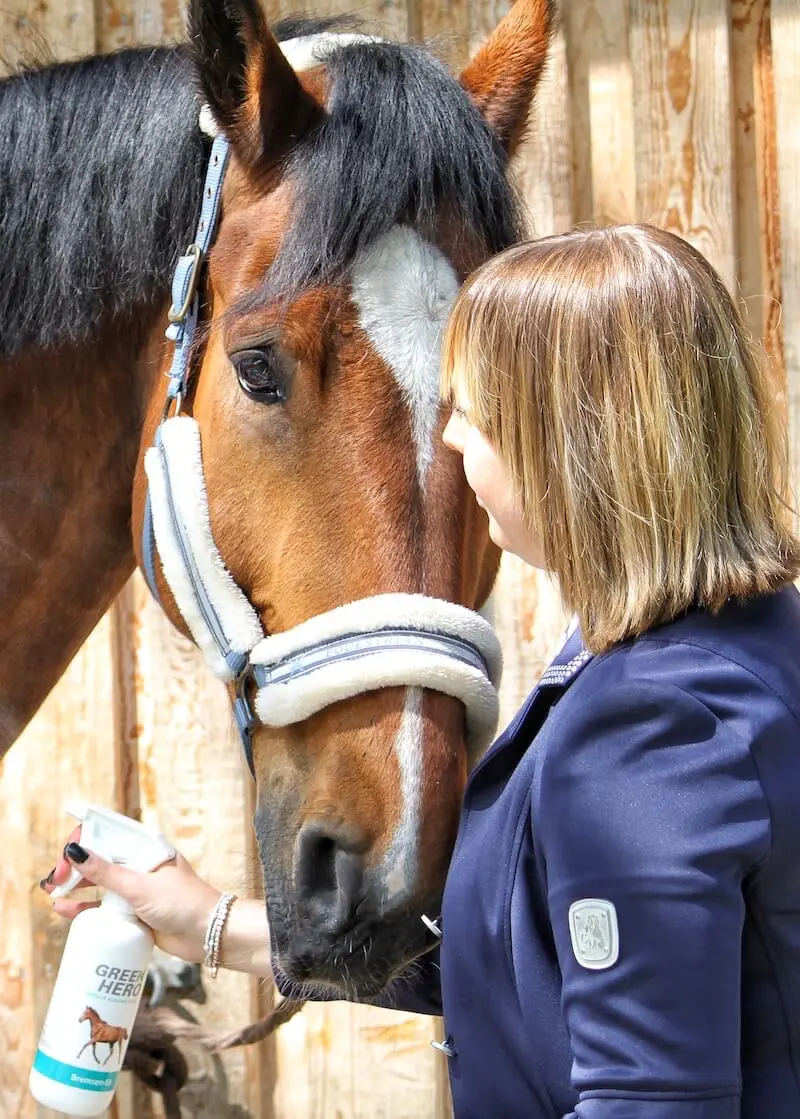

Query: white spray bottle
[[29, 802, 175, 1117]]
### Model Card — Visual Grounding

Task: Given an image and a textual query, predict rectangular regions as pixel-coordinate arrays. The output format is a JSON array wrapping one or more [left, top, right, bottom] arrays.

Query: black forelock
[[272, 14, 364, 40], [258, 38, 524, 304]]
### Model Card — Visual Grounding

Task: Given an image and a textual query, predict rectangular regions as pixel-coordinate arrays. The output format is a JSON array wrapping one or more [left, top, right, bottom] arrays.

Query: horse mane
[[0, 45, 205, 358], [0, 15, 523, 359]]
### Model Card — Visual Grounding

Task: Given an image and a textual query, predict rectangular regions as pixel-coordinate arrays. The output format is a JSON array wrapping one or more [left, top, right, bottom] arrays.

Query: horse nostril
[[294, 822, 364, 933]]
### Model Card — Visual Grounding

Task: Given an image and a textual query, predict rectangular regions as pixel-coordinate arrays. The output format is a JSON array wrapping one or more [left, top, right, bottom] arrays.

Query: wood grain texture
[[512, 18, 574, 239], [772, 0, 800, 522], [0, 616, 121, 1119], [273, 1002, 445, 1119], [566, 0, 636, 226], [417, 0, 470, 67], [96, 0, 184, 52], [630, 0, 737, 288], [0, 0, 94, 72], [731, 0, 783, 370], [469, 0, 512, 56]]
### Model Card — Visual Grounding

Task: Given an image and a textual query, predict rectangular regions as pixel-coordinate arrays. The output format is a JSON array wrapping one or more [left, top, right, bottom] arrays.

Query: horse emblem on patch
[[568, 899, 620, 970]]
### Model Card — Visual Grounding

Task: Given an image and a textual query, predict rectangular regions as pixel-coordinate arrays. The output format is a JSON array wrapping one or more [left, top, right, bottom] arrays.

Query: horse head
[[133, 0, 552, 995]]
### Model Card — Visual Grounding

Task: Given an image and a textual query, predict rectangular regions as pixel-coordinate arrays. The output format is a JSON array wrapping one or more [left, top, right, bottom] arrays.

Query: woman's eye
[[232, 348, 289, 404]]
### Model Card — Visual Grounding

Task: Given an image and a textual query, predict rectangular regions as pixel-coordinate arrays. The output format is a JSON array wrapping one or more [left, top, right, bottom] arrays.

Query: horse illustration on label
[[76, 1007, 129, 1066]]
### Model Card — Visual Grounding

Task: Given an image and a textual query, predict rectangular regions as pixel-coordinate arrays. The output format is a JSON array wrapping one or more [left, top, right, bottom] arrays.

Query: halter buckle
[[167, 243, 203, 324]]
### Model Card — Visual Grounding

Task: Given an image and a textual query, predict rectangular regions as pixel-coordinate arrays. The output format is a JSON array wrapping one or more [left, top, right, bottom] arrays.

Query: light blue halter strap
[[141, 131, 230, 607], [141, 128, 259, 769], [251, 630, 490, 689]]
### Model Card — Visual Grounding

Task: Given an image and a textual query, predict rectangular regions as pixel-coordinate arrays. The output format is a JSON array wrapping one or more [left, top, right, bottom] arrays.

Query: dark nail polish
[[65, 842, 89, 864], [39, 868, 55, 890]]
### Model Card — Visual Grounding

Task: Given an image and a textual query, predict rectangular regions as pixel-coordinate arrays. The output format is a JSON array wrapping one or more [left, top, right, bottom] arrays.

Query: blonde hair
[[442, 224, 800, 652]]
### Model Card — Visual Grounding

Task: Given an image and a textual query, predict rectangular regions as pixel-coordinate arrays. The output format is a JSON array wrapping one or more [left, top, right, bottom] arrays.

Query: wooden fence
[[1, 1, 799, 1116]]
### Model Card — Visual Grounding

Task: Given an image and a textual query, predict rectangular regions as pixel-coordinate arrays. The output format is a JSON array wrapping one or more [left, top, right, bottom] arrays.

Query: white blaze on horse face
[[382, 687, 424, 902], [351, 227, 460, 487]]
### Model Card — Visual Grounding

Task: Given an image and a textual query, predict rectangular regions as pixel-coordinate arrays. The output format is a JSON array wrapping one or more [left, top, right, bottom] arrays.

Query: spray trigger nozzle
[[49, 802, 175, 900]]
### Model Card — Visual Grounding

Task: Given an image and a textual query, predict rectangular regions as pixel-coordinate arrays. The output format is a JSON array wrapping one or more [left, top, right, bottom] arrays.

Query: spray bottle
[[29, 803, 175, 1117]]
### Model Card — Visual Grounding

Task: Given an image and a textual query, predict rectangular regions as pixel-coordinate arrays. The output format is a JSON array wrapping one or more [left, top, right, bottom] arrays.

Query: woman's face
[[442, 405, 544, 568]]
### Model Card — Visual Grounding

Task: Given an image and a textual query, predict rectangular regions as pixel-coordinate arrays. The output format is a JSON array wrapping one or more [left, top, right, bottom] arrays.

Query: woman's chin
[[487, 519, 508, 552]]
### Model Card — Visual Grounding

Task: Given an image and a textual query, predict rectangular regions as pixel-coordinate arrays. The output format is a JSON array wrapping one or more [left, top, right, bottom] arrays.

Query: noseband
[[141, 35, 503, 778]]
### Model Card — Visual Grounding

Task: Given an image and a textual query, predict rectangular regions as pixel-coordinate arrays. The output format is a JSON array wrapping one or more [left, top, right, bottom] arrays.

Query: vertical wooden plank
[[492, 559, 572, 727], [566, 0, 636, 226], [271, 0, 409, 39], [772, 0, 800, 525], [274, 1003, 445, 1119], [630, 0, 737, 288], [35, 0, 95, 57], [96, 0, 184, 53], [0, 2, 40, 76], [371, 0, 411, 40], [469, 0, 511, 55], [118, 574, 269, 1119], [731, 0, 784, 370], [0, 742, 37, 1119], [0, 0, 94, 73], [513, 19, 574, 238], [96, 1, 159, 52], [418, 0, 470, 67], [0, 616, 122, 1119]]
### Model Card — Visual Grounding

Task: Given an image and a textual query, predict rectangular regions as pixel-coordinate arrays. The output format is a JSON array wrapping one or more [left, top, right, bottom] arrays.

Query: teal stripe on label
[[33, 1050, 118, 1092]]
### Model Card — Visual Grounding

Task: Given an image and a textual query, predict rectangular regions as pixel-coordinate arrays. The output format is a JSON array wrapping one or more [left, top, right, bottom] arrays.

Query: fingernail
[[39, 868, 55, 889], [65, 842, 89, 864]]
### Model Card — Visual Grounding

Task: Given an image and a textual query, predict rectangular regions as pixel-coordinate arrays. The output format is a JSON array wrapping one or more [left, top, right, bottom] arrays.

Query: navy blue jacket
[[389, 585, 800, 1117]]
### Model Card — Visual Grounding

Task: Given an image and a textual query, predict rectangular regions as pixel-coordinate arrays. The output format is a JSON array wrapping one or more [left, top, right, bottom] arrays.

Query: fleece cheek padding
[[143, 416, 264, 681]]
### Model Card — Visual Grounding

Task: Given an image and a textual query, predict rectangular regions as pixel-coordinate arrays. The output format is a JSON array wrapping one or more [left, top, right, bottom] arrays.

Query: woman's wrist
[[186, 885, 223, 963], [204, 892, 238, 977], [207, 897, 272, 977]]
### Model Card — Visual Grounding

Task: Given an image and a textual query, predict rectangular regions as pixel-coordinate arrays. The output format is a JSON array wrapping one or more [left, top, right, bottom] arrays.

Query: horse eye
[[232, 348, 289, 405]]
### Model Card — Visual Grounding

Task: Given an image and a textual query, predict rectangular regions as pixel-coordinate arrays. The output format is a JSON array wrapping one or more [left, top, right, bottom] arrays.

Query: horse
[[77, 1007, 129, 1066], [0, 0, 553, 996]]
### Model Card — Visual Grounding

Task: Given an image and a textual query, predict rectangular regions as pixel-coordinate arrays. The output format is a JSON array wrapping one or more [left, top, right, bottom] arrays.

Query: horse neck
[[0, 311, 164, 757]]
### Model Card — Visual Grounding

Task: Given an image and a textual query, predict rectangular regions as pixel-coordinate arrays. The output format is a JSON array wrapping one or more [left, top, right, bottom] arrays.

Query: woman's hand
[[40, 826, 222, 964]]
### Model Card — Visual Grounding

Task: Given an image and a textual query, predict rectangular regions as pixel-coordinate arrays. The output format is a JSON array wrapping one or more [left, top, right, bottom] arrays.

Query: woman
[[44, 225, 800, 1117]]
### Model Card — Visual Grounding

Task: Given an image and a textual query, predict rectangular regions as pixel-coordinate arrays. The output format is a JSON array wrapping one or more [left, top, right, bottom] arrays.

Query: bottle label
[[35, 945, 149, 1093], [32, 1050, 118, 1093]]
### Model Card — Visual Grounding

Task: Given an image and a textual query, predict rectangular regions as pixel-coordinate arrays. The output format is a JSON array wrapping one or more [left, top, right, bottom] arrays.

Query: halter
[[141, 35, 503, 778]]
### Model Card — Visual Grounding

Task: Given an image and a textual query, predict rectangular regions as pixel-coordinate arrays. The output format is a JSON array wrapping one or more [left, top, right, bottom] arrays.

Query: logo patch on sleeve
[[568, 899, 619, 970]]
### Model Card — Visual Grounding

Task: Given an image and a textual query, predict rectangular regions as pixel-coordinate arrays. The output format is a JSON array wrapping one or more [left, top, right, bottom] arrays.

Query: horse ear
[[459, 0, 554, 157], [187, 0, 321, 168]]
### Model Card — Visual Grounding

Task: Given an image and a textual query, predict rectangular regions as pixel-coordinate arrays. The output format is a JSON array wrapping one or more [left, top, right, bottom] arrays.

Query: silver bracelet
[[203, 892, 237, 978]]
